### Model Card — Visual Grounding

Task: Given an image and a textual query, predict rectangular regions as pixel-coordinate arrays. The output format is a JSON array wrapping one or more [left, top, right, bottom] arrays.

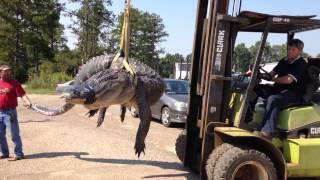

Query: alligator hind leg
[[134, 78, 151, 157], [120, 105, 126, 122], [96, 107, 108, 127]]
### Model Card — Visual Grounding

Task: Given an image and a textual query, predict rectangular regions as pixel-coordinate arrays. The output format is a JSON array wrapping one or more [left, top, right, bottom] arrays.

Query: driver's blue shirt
[[272, 57, 307, 93]]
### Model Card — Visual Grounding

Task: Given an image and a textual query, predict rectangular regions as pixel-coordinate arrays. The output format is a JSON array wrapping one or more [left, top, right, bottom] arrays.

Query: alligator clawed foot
[[87, 109, 98, 118], [96, 117, 104, 127], [134, 141, 146, 158]]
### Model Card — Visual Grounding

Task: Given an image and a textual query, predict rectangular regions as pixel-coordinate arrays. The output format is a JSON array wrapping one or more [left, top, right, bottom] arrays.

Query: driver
[[253, 39, 307, 139]]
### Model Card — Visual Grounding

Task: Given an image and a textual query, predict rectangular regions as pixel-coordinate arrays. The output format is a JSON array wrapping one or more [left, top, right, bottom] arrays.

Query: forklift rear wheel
[[161, 107, 172, 127], [207, 144, 277, 180], [175, 130, 186, 162]]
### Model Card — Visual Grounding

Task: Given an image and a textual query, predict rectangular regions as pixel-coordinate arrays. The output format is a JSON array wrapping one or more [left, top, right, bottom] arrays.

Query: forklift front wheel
[[207, 144, 277, 180], [175, 130, 186, 162]]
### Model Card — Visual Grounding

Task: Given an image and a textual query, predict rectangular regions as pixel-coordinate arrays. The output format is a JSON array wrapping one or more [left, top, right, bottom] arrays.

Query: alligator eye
[[71, 90, 80, 97]]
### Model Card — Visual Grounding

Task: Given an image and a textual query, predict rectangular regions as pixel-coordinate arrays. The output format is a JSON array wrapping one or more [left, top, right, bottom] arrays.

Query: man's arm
[[272, 75, 294, 84], [21, 94, 32, 109]]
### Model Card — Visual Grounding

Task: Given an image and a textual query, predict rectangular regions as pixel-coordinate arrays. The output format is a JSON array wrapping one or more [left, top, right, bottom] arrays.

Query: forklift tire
[[206, 143, 234, 179], [175, 130, 186, 162], [207, 144, 277, 180]]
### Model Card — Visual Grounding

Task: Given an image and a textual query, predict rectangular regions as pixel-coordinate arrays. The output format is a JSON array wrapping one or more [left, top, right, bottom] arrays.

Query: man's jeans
[[254, 84, 302, 134], [0, 108, 24, 157]]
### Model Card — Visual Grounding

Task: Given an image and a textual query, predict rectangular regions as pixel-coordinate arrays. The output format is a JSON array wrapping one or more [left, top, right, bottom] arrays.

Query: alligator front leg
[[87, 109, 99, 117], [96, 107, 108, 127], [120, 105, 126, 122], [134, 78, 151, 157]]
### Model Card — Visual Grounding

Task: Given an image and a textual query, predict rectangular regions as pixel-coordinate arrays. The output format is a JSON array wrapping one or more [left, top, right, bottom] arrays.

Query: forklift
[[175, 0, 320, 179]]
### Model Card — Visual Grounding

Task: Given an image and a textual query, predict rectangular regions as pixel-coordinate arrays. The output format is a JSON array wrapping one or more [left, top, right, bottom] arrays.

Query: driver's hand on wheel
[[259, 73, 273, 81]]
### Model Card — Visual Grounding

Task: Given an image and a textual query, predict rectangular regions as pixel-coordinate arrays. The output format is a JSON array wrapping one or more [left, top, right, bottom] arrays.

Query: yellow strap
[[112, 0, 135, 76]]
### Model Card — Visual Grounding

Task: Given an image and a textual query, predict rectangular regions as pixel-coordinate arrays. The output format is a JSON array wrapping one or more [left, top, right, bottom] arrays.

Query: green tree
[[108, 8, 168, 69], [70, 0, 114, 62], [271, 44, 287, 61], [234, 43, 251, 73], [40, 47, 80, 75], [270, 44, 310, 60], [159, 53, 182, 78], [159, 54, 174, 78], [0, 0, 64, 82], [249, 41, 273, 63]]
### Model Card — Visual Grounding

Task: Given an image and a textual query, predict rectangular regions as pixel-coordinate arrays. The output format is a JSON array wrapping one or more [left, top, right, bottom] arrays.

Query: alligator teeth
[[61, 93, 71, 99]]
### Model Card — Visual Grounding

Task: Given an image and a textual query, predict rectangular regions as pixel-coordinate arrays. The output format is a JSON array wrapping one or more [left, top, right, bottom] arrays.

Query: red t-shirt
[[0, 79, 25, 109]]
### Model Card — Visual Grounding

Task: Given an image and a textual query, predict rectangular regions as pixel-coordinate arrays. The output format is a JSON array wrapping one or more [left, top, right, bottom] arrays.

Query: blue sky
[[60, 0, 320, 57]]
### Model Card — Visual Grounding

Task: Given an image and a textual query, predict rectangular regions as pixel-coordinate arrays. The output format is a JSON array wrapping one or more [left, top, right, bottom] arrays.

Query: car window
[[166, 80, 189, 94]]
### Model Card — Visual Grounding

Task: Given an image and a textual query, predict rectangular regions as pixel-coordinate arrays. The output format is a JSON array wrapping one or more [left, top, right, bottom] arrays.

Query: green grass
[[25, 86, 56, 95]]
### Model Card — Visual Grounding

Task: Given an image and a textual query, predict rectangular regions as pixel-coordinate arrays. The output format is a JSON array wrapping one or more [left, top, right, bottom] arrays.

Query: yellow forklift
[[175, 0, 320, 179]]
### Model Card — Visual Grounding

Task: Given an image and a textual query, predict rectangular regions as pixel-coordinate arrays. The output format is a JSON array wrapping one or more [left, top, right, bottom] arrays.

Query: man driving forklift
[[252, 39, 307, 139]]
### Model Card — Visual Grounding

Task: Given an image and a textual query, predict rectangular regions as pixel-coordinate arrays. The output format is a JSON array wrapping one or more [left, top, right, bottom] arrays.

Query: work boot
[[0, 155, 10, 159], [253, 131, 272, 140], [8, 156, 24, 161]]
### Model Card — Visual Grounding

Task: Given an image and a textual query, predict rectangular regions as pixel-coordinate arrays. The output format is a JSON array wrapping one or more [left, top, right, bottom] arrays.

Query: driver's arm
[[272, 75, 294, 84]]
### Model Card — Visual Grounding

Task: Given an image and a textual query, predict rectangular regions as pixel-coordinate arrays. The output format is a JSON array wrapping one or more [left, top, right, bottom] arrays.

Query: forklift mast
[[184, 0, 232, 177]]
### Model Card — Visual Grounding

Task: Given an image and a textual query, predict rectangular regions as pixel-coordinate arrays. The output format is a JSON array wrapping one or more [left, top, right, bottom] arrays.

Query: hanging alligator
[[31, 54, 166, 157]]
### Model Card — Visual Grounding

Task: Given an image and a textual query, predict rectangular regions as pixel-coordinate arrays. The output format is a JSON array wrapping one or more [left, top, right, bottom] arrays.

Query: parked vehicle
[[130, 78, 189, 127]]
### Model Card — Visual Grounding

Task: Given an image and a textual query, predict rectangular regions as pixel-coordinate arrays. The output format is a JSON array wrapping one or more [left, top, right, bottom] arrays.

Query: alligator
[[31, 54, 166, 157]]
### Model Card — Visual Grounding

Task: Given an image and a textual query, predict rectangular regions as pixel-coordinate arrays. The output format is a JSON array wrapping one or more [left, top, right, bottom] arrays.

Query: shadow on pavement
[[20, 119, 52, 123], [25, 152, 89, 159], [143, 173, 197, 179], [78, 156, 183, 170]]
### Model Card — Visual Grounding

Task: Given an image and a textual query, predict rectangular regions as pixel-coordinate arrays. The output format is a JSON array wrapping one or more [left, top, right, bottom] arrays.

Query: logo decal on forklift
[[215, 30, 225, 71], [272, 17, 290, 23], [310, 127, 320, 135]]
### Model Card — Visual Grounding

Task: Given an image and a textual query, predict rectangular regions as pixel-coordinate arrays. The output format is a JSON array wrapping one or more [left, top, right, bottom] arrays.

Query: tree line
[[0, 1, 319, 84], [234, 41, 319, 73], [0, 0, 170, 84]]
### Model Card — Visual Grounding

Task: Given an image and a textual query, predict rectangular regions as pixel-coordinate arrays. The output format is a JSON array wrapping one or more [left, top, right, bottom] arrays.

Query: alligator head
[[56, 69, 136, 109]]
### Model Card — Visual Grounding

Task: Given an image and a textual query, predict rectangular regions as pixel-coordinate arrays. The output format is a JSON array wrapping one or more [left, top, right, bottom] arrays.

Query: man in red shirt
[[0, 65, 32, 161]]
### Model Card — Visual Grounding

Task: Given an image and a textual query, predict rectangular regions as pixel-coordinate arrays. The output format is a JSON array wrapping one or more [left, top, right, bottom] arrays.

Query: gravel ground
[[0, 94, 198, 180]]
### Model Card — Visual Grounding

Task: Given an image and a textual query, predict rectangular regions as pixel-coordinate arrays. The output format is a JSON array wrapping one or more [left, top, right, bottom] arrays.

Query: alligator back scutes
[[128, 58, 158, 78], [75, 54, 114, 84], [75, 54, 161, 85]]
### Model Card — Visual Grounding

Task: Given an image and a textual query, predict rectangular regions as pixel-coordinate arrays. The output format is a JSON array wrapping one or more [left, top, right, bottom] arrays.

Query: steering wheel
[[257, 66, 273, 81]]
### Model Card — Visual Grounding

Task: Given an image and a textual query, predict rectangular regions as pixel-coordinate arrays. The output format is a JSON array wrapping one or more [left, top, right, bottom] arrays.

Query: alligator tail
[[31, 103, 75, 116]]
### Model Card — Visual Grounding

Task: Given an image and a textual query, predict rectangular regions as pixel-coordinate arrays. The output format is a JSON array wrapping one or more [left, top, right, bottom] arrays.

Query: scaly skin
[[31, 54, 165, 157]]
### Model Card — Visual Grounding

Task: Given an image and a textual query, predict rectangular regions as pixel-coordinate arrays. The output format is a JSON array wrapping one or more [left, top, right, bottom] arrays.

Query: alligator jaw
[[60, 93, 72, 99]]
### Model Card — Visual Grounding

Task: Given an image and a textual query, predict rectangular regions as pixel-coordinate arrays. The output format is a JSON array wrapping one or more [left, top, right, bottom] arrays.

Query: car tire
[[161, 107, 172, 127], [130, 107, 138, 118]]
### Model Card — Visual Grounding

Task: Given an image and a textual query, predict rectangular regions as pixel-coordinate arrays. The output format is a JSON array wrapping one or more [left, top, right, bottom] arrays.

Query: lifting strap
[[112, 0, 136, 76]]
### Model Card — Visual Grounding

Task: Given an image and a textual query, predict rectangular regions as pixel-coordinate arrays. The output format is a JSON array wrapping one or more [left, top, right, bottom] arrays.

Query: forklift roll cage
[[184, 0, 320, 179]]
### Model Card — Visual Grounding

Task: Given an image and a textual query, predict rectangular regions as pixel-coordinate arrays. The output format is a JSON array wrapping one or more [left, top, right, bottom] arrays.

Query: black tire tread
[[209, 144, 277, 180], [205, 143, 234, 180], [175, 130, 186, 162]]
